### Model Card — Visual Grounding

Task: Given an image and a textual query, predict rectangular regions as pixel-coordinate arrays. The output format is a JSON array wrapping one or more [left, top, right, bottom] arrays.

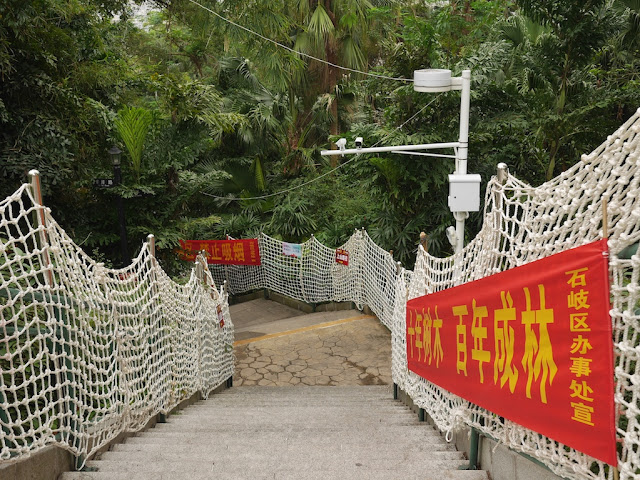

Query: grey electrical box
[[448, 174, 481, 212]]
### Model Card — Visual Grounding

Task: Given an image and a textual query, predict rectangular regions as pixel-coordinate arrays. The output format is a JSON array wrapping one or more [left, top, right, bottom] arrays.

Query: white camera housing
[[336, 138, 347, 151], [446, 226, 457, 248], [355, 137, 363, 148]]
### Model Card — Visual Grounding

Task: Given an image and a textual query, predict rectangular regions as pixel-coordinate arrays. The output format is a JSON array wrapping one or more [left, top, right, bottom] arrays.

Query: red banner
[[335, 248, 349, 266], [406, 240, 616, 465], [178, 239, 261, 266]]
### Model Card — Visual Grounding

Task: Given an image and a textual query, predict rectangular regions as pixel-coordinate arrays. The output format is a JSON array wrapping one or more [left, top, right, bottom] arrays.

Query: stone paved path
[[232, 303, 392, 386]]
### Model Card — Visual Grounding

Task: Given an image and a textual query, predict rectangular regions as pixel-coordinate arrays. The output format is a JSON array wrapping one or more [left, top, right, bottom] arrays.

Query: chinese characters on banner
[[406, 239, 616, 465], [177, 239, 261, 266], [335, 249, 349, 266]]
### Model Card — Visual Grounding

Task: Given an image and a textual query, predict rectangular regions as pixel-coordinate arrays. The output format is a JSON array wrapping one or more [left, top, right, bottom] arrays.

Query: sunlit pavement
[[230, 299, 392, 386]]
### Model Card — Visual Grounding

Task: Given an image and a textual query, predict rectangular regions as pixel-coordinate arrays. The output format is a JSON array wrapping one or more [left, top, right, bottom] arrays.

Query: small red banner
[[178, 239, 261, 266], [335, 248, 349, 266], [406, 240, 616, 465]]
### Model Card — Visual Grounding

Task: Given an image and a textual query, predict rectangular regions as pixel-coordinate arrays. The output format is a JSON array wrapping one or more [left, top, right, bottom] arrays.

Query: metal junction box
[[448, 174, 481, 212]]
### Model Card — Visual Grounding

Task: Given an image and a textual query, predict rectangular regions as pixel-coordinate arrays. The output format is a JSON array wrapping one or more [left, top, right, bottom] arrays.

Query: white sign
[[282, 242, 302, 258]]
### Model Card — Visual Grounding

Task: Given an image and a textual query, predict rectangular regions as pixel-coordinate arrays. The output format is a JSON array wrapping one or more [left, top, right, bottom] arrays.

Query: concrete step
[[95, 448, 465, 465], [151, 416, 422, 428], [109, 442, 461, 456], [64, 386, 488, 480], [61, 469, 489, 480], [85, 456, 468, 472], [126, 426, 447, 444], [218, 386, 392, 397]]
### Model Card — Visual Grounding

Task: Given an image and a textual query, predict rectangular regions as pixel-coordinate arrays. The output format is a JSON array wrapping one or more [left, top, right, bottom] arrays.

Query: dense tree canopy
[[1, 0, 639, 270]]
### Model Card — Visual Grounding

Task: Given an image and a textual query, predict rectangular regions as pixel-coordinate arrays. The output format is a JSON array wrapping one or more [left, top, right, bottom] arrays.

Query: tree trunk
[[323, 0, 339, 166]]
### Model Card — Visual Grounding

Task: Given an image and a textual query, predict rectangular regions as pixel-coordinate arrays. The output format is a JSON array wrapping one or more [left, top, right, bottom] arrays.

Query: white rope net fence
[[394, 107, 640, 480], [0, 179, 234, 468], [209, 230, 399, 329], [209, 108, 640, 480]]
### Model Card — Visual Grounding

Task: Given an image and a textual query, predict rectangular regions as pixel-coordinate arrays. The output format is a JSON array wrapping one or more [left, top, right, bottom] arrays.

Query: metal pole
[[320, 141, 460, 157], [457, 70, 471, 176], [452, 70, 471, 255], [113, 162, 130, 266]]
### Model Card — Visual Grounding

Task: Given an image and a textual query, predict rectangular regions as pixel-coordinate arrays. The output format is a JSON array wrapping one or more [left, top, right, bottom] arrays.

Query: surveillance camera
[[446, 226, 457, 247], [355, 137, 363, 148], [336, 138, 347, 150]]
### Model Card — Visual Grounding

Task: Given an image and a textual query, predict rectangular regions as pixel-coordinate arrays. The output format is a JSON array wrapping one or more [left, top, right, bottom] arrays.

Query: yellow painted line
[[233, 314, 375, 346]]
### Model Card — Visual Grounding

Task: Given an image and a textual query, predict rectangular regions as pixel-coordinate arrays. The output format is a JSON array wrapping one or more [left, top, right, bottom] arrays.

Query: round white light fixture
[[413, 69, 453, 92]]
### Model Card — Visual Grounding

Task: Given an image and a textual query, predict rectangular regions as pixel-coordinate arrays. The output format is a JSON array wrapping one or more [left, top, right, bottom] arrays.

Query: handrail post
[[28, 170, 53, 286]]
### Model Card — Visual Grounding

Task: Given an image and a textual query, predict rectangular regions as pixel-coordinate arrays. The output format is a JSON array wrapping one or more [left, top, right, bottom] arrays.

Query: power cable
[[186, 0, 413, 83]]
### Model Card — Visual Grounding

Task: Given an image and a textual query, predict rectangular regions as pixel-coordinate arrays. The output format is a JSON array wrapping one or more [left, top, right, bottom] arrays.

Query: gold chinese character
[[567, 289, 590, 310], [222, 243, 233, 261], [407, 310, 417, 360], [570, 313, 590, 332], [233, 243, 245, 262], [494, 291, 519, 393], [569, 380, 594, 402], [569, 357, 592, 377], [431, 306, 444, 368], [415, 311, 424, 360], [571, 402, 595, 426], [570, 335, 593, 355], [565, 268, 588, 288], [453, 305, 469, 376], [210, 243, 222, 261], [422, 308, 432, 364], [521, 284, 558, 404], [471, 299, 490, 383]]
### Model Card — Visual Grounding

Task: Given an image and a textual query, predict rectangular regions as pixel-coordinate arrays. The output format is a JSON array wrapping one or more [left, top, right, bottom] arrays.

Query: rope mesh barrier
[[3, 108, 640, 478], [209, 230, 398, 329], [210, 108, 640, 480], [0, 184, 234, 468]]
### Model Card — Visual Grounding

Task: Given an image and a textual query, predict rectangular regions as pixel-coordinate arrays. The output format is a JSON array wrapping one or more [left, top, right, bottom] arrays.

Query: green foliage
[[267, 197, 318, 243], [115, 107, 154, 181], [2, 0, 640, 274]]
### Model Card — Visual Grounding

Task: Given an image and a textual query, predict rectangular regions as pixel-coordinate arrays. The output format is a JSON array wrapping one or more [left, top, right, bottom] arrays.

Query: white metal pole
[[452, 70, 471, 255], [457, 70, 471, 176]]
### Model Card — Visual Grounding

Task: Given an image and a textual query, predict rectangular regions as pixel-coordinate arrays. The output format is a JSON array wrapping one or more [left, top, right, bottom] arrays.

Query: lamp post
[[321, 68, 480, 256], [413, 69, 478, 255], [109, 146, 130, 266]]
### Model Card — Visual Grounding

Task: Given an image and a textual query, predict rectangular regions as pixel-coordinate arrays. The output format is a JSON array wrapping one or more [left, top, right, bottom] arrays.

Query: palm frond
[[114, 106, 153, 181], [308, 4, 335, 39]]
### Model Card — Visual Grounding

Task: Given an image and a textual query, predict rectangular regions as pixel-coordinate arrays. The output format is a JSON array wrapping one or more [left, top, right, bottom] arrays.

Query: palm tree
[[293, 0, 373, 142]]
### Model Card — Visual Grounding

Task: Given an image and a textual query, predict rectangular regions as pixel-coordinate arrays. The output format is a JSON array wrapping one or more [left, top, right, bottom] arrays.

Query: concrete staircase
[[60, 386, 488, 480]]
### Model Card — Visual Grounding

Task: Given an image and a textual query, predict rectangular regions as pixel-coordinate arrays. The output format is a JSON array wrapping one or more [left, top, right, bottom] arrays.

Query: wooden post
[[28, 170, 53, 286], [147, 234, 156, 258], [419, 232, 428, 253]]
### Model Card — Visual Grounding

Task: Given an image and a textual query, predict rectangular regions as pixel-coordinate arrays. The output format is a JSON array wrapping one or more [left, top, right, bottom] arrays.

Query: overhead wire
[[185, 0, 414, 83], [202, 94, 443, 202], [186, 0, 441, 202]]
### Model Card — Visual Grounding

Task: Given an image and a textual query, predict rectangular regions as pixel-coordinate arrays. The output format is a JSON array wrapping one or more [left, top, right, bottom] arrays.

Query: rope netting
[[0, 182, 234, 467], [209, 108, 640, 480], [3, 108, 640, 479], [394, 107, 640, 480], [209, 230, 399, 329]]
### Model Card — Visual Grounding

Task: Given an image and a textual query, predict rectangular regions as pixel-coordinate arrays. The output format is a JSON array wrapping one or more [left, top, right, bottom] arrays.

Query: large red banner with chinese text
[[177, 239, 261, 265], [407, 240, 616, 465]]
